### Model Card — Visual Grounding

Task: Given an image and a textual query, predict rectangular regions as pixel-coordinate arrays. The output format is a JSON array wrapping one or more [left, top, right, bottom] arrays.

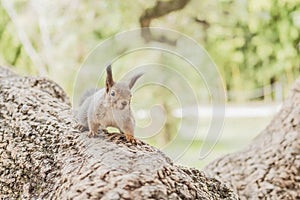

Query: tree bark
[[0, 66, 237, 199], [205, 78, 300, 199]]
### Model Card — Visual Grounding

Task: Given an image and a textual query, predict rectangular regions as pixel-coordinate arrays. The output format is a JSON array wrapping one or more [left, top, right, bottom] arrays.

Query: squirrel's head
[[105, 65, 143, 110]]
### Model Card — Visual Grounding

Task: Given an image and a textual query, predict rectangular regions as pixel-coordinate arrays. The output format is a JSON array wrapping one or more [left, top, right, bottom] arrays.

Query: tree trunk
[[205, 78, 300, 199], [0, 65, 237, 199]]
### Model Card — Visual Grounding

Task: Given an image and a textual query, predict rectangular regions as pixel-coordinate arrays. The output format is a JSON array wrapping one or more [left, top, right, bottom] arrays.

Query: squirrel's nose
[[121, 101, 127, 106]]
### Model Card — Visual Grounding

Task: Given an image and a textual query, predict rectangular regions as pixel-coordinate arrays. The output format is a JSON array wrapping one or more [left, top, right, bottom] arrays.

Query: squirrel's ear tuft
[[129, 73, 143, 89], [106, 64, 114, 93]]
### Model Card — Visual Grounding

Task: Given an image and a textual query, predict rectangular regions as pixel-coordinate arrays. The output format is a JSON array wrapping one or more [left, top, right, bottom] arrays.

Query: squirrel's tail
[[79, 88, 98, 106]]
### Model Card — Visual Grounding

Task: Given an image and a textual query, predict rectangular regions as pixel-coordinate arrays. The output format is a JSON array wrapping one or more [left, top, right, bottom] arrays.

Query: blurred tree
[[0, 0, 299, 100], [139, 0, 190, 43]]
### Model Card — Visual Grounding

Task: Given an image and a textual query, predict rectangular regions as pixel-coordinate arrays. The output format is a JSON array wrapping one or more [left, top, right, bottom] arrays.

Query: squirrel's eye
[[111, 91, 115, 97]]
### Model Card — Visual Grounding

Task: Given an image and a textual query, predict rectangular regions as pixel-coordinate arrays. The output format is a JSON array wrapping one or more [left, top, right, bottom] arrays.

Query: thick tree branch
[[205, 78, 300, 199], [0, 66, 237, 199], [2, 64, 299, 199]]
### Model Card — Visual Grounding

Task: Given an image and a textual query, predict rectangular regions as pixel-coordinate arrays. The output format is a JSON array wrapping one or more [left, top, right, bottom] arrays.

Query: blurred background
[[0, 0, 299, 168]]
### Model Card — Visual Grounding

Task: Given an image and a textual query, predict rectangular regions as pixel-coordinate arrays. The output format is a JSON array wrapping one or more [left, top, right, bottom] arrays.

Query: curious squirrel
[[76, 65, 143, 143]]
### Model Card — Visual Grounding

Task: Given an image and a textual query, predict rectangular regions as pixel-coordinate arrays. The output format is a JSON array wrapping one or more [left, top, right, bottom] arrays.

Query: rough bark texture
[[0, 65, 238, 199], [205, 78, 300, 199]]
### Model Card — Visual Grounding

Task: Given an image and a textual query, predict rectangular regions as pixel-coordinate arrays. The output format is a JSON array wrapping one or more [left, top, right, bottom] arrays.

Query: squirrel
[[76, 64, 143, 143]]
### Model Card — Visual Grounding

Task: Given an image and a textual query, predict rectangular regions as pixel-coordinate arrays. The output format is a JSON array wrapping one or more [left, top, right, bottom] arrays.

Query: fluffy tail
[[79, 88, 98, 106]]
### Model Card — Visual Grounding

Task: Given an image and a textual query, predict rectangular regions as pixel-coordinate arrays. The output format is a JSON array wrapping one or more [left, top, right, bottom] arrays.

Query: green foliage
[[196, 0, 300, 97]]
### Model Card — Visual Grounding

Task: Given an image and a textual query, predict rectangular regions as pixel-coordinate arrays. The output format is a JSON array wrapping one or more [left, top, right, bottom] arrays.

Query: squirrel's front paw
[[88, 131, 97, 138], [125, 134, 140, 144]]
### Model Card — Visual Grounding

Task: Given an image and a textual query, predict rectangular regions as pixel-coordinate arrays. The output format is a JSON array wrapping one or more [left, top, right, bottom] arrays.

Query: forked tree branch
[[139, 0, 190, 44]]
